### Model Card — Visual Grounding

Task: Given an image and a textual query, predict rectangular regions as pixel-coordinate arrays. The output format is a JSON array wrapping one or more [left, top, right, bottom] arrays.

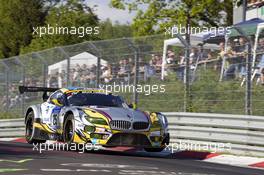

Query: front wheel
[[63, 115, 75, 145], [25, 111, 46, 144]]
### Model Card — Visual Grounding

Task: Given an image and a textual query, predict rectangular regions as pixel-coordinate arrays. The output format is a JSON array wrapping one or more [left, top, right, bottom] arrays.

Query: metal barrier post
[[88, 42, 101, 88], [58, 47, 71, 87], [14, 57, 26, 116], [233, 26, 253, 115], [173, 33, 191, 112], [1, 61, 10, 111], [125, 38, 139, 105], [246, 43, 252, 115], [32, 52, 48, 87]]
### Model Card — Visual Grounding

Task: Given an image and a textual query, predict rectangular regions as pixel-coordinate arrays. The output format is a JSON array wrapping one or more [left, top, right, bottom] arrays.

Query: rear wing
[[19, 86, 59, 101]]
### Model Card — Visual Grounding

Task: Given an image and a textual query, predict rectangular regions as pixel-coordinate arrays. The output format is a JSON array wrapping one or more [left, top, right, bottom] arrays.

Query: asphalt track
[[0, 141, 264, 175]]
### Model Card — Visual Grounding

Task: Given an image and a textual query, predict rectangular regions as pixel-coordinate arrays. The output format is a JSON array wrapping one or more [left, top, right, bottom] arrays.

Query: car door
[[41, 91, 64, 129]]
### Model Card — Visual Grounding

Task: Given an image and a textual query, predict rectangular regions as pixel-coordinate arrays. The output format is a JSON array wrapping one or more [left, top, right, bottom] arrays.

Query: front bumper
[[106, 133, 152, 147], [74, 127, 169, 148]]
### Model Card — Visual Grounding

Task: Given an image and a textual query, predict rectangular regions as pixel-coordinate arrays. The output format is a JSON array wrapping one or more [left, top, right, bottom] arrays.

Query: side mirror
[[128, 103, 137, 109], [42, 92, 49, 102], [51, 98, 63, 106]]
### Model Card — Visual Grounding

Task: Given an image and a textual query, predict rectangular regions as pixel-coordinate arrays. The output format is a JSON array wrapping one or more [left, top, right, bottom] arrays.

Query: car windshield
[[67, 93, 127, 107]]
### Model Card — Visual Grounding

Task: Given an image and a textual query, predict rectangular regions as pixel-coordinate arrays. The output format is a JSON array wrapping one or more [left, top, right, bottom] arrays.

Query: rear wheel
[[25, 111, 46, 144]]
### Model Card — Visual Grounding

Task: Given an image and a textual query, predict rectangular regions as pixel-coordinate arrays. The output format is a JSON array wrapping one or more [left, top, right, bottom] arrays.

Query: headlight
[[157, 113, 168, 128], [85, 117, 108, 125], [150, 112, 167, 128], [79, 110, 108, 125]]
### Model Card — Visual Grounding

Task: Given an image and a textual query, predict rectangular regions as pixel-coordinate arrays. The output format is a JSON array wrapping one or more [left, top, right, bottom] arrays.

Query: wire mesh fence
[[0, 34, 264, 119]]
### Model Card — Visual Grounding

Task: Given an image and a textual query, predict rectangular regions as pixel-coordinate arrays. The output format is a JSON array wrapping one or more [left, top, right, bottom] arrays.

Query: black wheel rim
[[65, 121, 73, 143], [26, 118, 33, 139]]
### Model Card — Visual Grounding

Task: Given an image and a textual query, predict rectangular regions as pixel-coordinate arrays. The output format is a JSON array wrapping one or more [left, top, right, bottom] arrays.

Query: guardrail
[[0, 112, 264, 157], [164, 112, 264, 157], [0, 118, 24, 138]]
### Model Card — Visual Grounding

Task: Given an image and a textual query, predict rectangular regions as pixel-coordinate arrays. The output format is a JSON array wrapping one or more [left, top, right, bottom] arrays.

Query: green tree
[[99, 19, 133, 39], [110, 0, 233, 112], [110, 0, 233, 37], [0, 0, 60, 58], [21, 0, 99, 54], [0, 0, 46, 58]]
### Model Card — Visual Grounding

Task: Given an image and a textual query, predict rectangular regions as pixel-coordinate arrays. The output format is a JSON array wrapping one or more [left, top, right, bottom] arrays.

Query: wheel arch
[[25, 105, 41, 124], [63, 107, 81, 121], [25, 108, 33, 123], [63, 111, 74, 125]]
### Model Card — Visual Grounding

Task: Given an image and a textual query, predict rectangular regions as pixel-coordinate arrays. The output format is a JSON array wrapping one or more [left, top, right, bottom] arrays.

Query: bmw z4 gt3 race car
[[19, 86, 170, 152]]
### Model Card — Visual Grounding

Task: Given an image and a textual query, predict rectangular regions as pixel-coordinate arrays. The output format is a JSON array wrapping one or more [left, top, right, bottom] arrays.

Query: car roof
[[60, 87, 110, 95]]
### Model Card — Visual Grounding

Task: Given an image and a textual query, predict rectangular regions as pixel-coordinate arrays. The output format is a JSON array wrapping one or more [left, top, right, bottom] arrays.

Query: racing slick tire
[[63, 114, 75, 145], [25, 111, 46, 144], [63, 115, 86, 152]]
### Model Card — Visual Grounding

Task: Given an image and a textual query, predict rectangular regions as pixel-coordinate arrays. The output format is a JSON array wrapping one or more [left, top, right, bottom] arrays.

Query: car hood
[[81, 106, 149, 123]]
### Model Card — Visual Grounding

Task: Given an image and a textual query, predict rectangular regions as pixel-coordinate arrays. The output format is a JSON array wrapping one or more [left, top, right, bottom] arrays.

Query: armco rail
[[0, 112, 264, 157], [165, 112, 264, 157], [0, 118, 24, 138]]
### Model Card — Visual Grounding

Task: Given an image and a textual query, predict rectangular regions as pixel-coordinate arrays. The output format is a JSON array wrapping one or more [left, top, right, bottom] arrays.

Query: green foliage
[[190, 70, 244, 113], [135, 70, 264, 116], [20, 2, 133, 54], [110, 0, 233, 36], [99, 19, 133, 39], [0, 0, 46, 57], [0, 0, 133, 57], [0, 112, 21, 119], [20, 1, 99, 54], [110, 0, 126, 10]]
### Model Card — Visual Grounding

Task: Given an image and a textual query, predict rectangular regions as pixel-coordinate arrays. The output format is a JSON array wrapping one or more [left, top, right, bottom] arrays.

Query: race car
[[19, 86, 170, 152]]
